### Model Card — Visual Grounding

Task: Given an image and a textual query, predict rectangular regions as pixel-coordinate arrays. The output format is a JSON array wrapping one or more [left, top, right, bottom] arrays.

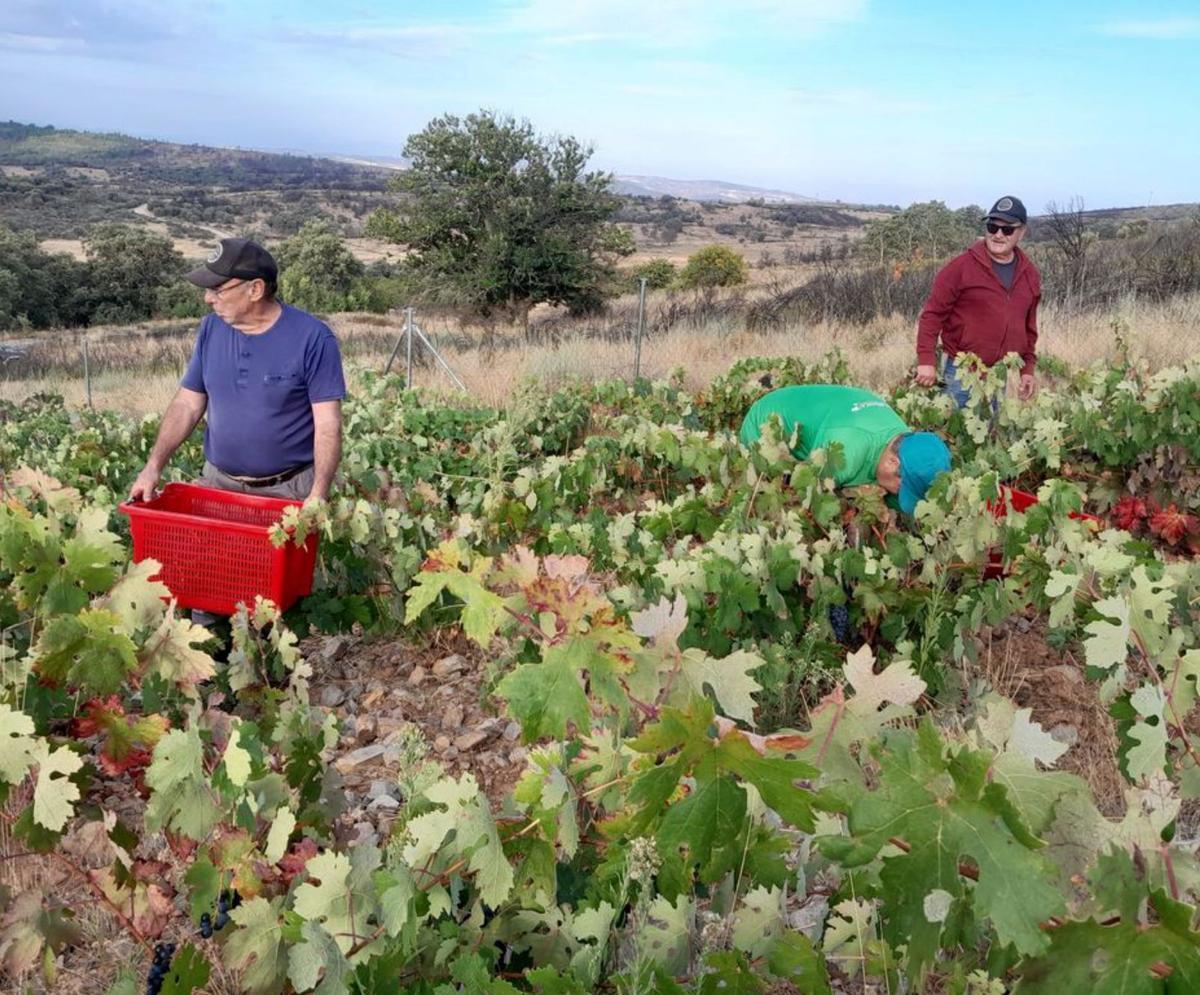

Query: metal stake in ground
[[405, 306, 414, 389], [383, 308, 409, 377], [82, 334, 93, 409], [634, 277, 647, 381]]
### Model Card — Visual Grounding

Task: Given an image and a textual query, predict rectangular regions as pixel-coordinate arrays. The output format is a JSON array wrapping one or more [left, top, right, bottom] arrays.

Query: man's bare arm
[[129, 388, 207, 500], [308, 400, 342, 501]]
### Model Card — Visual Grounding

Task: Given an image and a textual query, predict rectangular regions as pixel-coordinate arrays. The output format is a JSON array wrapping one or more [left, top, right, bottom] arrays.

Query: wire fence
[[0, 280, 657, 403]]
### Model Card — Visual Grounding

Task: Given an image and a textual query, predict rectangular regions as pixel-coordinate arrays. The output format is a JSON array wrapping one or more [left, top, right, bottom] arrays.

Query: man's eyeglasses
[[209, 279, 248, 297], [985, 221, 1021, 236]]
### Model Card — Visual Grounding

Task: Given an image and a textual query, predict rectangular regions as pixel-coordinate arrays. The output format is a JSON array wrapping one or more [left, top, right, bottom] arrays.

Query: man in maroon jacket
[[914, 196, 1040, 406]]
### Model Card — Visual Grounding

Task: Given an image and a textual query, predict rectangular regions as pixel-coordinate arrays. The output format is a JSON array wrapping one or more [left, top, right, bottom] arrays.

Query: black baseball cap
[[185, 238, 278, 289], [983, 196, 1027, 225]]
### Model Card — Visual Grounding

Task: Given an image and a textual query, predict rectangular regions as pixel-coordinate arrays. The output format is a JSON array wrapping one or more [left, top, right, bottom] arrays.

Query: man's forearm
[[147, 396, 205, 473], [310, 421, 341, 500]]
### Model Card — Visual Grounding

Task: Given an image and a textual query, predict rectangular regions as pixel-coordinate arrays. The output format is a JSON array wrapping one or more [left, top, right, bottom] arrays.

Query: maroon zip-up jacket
[[916, 241, 1041, 377]]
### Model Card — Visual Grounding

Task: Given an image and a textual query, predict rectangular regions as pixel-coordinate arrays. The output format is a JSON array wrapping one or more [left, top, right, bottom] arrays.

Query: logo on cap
[[206, 245, 223, 264], [997, 197, 1013, 211]]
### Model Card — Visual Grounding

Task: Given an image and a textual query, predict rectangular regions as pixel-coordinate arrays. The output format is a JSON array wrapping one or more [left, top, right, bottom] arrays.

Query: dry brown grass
[[2, 291, 1198, 416]]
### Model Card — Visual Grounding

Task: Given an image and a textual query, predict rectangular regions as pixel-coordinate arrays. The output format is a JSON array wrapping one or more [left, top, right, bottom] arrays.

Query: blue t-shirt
[[181, 304, 346, 477]]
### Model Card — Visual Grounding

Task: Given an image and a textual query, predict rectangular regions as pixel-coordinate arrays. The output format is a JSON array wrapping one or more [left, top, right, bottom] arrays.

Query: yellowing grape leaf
[[732, 885, 784, 958], [632, 593, 689, 649], [798, 647, 925, 786], [222, 723, 253, 788], [264, 807, 295, 865], [140, 612, 215, 692], [31, 741, 82, 831], [293, 852, 361, 955], [1084, 595, 1130, 673], [402, 774, 514, 907], [678, 648, 763, 726], [0, 704, 38, 784]]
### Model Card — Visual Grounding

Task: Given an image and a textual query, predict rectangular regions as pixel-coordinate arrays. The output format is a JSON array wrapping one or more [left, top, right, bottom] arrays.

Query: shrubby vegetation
[[678, 244, 750, 288]]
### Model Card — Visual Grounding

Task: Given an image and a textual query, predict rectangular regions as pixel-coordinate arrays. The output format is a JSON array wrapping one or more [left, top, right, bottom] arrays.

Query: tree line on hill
[[3, 110, 1199, 333]]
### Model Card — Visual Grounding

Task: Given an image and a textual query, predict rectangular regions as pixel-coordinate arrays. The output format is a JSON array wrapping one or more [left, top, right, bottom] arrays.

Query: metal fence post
[[82, 334, 93, 409], [633, 278, 647, 380], [405, 306, 414, 389]]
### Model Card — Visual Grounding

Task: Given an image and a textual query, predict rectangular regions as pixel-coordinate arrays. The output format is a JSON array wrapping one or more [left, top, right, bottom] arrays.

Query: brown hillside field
[[2, 291, 1196, 416]]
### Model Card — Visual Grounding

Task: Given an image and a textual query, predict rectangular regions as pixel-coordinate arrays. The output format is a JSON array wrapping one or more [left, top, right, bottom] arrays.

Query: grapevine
[[0, 350, 1199, 993]]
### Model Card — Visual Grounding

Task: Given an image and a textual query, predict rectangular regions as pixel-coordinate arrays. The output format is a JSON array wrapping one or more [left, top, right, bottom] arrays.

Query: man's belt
[[221, 463, 313, 488]]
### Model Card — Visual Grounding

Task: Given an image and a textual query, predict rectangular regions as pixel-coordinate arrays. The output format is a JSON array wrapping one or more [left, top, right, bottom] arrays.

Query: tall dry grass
[[2, 291, 1198, 416]]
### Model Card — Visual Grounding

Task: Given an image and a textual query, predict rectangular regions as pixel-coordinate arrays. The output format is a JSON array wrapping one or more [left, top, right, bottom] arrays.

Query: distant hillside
[[612, 175, 815, 204], [0, 121, 394, 243], [0, 121, 889, 266]]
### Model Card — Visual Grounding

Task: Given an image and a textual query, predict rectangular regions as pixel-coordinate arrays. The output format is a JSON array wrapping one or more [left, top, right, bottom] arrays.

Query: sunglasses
[[985, 221, 1021, 236]]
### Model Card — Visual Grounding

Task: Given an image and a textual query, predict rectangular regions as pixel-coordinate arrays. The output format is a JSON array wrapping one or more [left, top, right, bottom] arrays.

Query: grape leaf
[[1126, 683, 1169, 782], [0, 704, 38, 784], [222, 722, 254, 788], [264, 807, 296, 865], [820, 898, 875, 978], [101, 559, 170, 634], [378, 865, 416, 938], [732, 885, 783, 957], [496, 649, 590, 742], [678, 648, 763, 726], [0, 889, 81, 976], [35, 609, 138, 696], [159, 942, 210, 995], [1014, 890, 1200, 994], [798, 647, 925, 786], [402, 774, 514, 908], [144, 727, 219, 840], [631, 593, 689, 648], [223, 897, 288, 995], [31, 741, 83, 831], [184, 856, 220, 922], [640, 894, 692, 973], [1084, 595, 1131, 673], [658, 775, 747, 874], [818, 723, 1064, 977], [765, 931, 830, 995], [140, 612, 215, 692], [287, 921, 351, 995]]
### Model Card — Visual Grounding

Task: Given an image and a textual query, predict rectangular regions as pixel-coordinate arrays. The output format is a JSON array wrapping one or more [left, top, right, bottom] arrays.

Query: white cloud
[[505, 0, 866, 46], [1097, 17, 1200, 39], [279, 21, 472, 58], [788, 86, 928, 116], [0, 31, 84, 53]]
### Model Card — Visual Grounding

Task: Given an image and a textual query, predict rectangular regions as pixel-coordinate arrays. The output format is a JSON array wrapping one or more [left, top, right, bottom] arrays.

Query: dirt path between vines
[[978, 610, 1126, 816]]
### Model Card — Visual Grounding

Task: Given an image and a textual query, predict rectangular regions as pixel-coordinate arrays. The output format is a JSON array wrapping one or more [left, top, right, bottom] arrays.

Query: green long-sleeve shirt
[[737, 385, 910, 486]]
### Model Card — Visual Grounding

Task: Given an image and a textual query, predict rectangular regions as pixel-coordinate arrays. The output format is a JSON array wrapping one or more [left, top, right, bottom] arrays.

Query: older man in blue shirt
[[129, 238, 345, 504]]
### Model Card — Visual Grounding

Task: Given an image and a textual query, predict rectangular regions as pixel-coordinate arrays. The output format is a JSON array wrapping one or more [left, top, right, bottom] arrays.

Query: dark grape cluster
[[827, 604, 852, 645], [146, 942, 175, 995], [200, 890, 241, 938]]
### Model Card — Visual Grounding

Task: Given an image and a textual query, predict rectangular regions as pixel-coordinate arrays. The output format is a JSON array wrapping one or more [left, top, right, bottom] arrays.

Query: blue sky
[[1, 1, 1197, 209]]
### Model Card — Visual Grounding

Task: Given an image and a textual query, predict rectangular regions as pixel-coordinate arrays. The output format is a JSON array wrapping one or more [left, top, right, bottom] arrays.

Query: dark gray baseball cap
[[983, 196, 1027, 225], [185, 238, 278, 289]]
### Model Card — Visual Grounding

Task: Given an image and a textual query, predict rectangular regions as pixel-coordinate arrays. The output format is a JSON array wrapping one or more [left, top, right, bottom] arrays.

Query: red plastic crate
[[984, 486, 1100, 578], [119, 482, 318, 615]]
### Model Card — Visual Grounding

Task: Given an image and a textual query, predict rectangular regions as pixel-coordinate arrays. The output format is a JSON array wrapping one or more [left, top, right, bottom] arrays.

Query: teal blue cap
[[897, 432, 951, 514]]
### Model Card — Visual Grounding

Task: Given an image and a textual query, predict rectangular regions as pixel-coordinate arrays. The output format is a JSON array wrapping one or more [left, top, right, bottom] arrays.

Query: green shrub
[[678, 245, 749, 289], [625, 258, 677, 292]]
